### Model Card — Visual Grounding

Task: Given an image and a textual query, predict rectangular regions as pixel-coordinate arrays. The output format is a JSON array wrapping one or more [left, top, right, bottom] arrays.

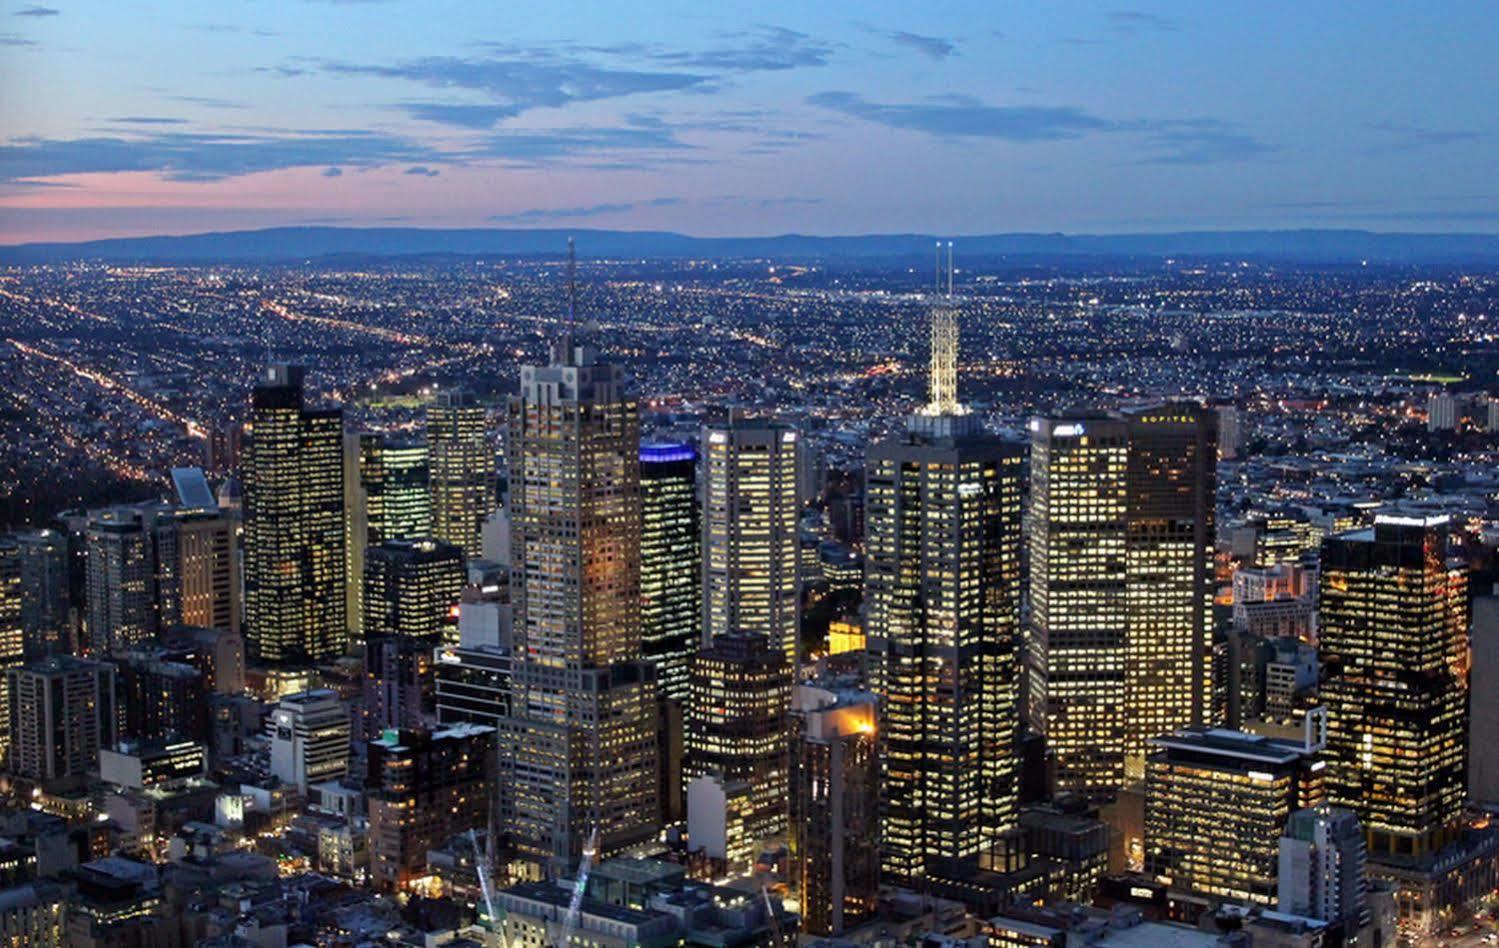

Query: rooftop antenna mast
[[947, 240, 954, 297], [566, 236, 578, 354], [926, 240, 960, 415]]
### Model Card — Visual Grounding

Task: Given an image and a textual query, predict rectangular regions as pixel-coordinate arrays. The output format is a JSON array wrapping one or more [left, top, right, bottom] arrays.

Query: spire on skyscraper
[[920, 241, 966, 419]]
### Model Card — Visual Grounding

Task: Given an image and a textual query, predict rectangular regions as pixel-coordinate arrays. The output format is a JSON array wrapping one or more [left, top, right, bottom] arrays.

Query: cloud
[[192, 23, 279, 37], [12, 5, 59, 16], [1127, 118, 1276, 165], [403, 165, 440, 176], [321, 54, 710, 119], [808, 91, 1273, 163], [0, 33, 36, 46], [640, 26, 834, 72], [0, 130, 441, 183], [321, 166, 343, 177], [472, 124, 693, 165], [808, 91, 1113, 141], [888, 31, 956, 60], [399, 102, 519, 129], [320, 27, 833, 127], [489, 197, 681, 223], [1363, 121, 1485, 152], [1106, 10, 1179, 34], [168, 95, 250, 110], [108, 116, 190, 125]]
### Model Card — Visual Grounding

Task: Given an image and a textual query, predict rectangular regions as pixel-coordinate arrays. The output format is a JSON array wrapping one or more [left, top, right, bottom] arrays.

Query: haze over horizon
[[2, 2, 1497, 244]]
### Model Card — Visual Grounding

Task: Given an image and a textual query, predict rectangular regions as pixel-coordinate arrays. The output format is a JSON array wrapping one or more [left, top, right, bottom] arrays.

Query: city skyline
[[2, 6, 1499, 945], [3, 2, 1499, 242]]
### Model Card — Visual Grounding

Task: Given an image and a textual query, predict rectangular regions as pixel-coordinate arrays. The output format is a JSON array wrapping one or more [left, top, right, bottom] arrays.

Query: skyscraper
[[7, 655, 118, 783], [640, 441, 699, 703], [791, 687, 879, 937], [685, 632, 792, 845], [1319, 515, 1468, 860], [11, 529, 69, 658], [427, 388, 495, 558], [1028, 404, 1217, 793], [1279, 806, 1369, 936], [84, 504, 179, 654], [367, 723, 496, 893], [1144, 722, 1326, 906], [865, 268, 1024, 884], [0, 538, 22, 759], [362, 538, 465, 642], [268, 688, 350, 791], [244, 364, 346, 664], [495, 269, 659, 875], [381, 440, 432, 541], [702, 417, 801, 663], [175, 507, 239, 635]]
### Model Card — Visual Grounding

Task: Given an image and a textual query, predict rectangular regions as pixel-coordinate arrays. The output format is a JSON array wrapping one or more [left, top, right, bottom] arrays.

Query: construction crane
[[468, 829, 497, 931], [557, 826, 600, 947], [761, 883, 786, 948]]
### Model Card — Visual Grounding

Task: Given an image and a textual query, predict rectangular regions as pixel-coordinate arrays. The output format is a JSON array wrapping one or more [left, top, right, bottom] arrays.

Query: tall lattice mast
[[927, 241, 962, 415]]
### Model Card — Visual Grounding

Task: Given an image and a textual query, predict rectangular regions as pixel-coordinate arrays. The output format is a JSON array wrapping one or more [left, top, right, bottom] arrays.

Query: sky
[[1, 1, 1497, 243]]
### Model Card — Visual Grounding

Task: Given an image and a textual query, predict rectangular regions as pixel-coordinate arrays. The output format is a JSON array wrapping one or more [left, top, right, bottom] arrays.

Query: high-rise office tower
[[362, 634, 438, 740], [640, 442, 699, 703], [1144, 721, 1326, 906], [6, 655, 118, 782], [84, 504, 179, 654], [495, 260, 659, 876], [685, 632, 792, 844], [367, 723, 496, 893], [381, 440, 432, 541], [115, 648, 209, 744], [1319, 515, 1468, 860], [175, 508, 239, 635], [1279, 806, 1369, 937], [343, 430, 384, 643], [362, 538, 465, 642], [702, 417, 801, 662], [865, 265, 1024, 884], [427, 389, 495, 558], [791, 687, 879, 937], [268, 688, 350, 791], [244, 364, 346, 664], [1028, 404, 1217, 793], [12, 529, 70, 658], [0, 538, 22, 759]]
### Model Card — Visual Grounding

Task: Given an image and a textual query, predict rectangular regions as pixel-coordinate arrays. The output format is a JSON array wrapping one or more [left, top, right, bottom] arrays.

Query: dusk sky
[[2, 1, 1496, 243]]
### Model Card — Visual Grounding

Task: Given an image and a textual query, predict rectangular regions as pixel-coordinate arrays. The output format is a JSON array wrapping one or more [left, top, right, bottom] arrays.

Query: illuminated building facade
[[685, 632, 792, 844], [791, 689, 879, 936], [12, 529, 69, 659], [367, 723, 495, 893], [268, 688, 350, 792], [427, 388, 495, 558], [866, 290, 1024, 884], [84, 504, 179, 655], [640, 442, 699, 704], [381, 440, 432, 541], [6, 655, 118, 783], [362, 538, 464, 643], [244, 364, 346, 664], [1028, 405, 1217, 794], [496, 335, 659, 876], [1278, 805, 1368, 936], [702, 418, 801, 662], [0, 539, 22, 760], [175, 508, 238, 635], [1318, 516, 1468, 860], [1144, 723, 1326, 905]]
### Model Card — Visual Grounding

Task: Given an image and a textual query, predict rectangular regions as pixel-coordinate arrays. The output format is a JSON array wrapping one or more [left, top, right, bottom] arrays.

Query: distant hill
[[4, 225, 1499, 264]]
